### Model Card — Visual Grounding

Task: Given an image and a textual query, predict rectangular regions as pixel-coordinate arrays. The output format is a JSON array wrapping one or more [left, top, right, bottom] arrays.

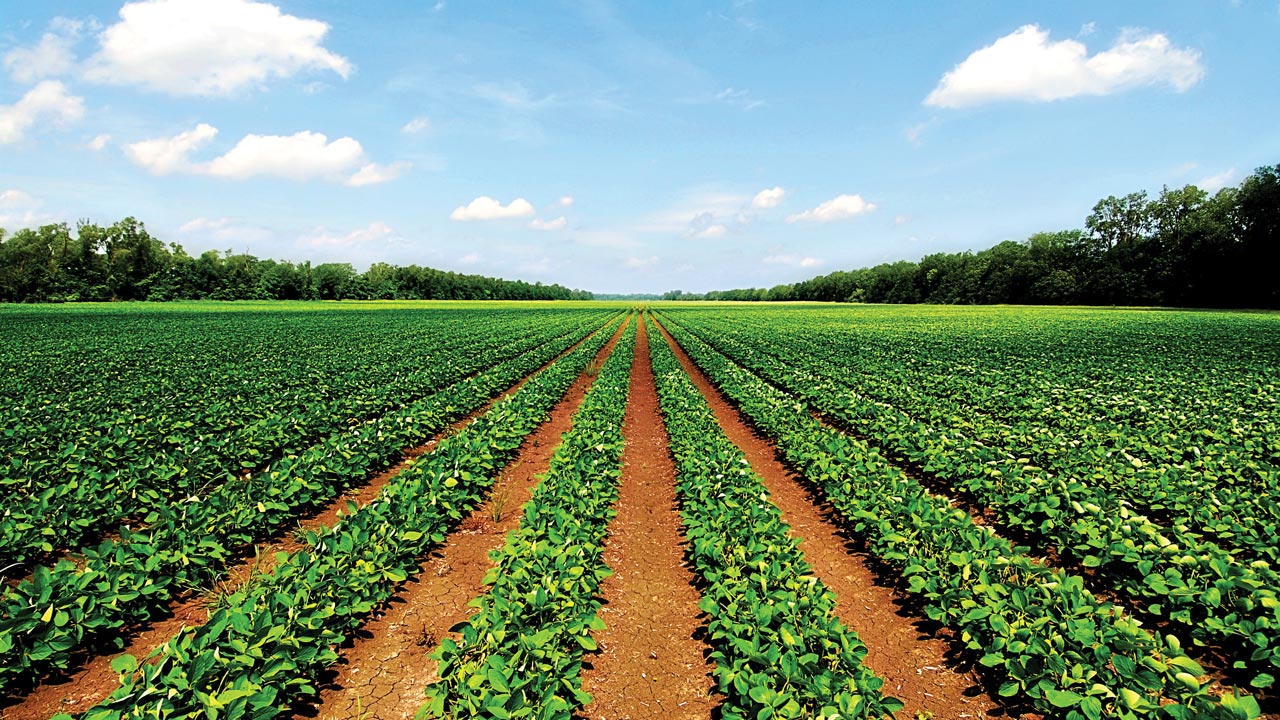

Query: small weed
[[584, 357, 603, 377], [489, 482, 511, 524]]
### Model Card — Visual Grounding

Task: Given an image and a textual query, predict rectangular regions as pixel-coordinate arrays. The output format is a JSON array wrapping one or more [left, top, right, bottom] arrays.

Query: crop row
[[656, 314, 1261, 720], [1, 311, 611, 569], [0, 313, 621, 699], [424, 317, 636, 719], [56, 314, 624, 720], [673, 310, 1279, 564], [664, 311, 1280, 688], [647, 315, 902, 720], [751, 318, 1280, 566]]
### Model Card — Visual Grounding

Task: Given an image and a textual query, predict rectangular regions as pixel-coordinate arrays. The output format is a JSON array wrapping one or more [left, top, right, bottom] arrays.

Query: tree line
[[0, 218, 591, 302], [667, 164, 1279, 309]]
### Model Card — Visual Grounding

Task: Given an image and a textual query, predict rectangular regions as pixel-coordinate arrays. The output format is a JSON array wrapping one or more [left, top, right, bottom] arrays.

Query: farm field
[[1, 301, 1278, 720]]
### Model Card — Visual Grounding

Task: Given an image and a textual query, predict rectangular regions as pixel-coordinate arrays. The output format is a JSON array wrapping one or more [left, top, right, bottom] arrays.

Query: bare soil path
[[578, 317, 717, 720], [653, 317, 1007, 720]]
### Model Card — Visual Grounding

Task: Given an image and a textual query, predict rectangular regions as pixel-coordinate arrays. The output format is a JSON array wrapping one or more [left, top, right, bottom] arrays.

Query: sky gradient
[[2, 0, 1278, 294]]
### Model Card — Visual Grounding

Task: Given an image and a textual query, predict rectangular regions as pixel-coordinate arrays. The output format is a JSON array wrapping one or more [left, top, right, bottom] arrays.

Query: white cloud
[[763, 254, 821, 268], [84, 0, 352, 96], [692, 224, 728, 239], [346, 161, 411, 187], [125, 123, 219, 174], [3, 21, 82, 83], [458, 252, 480, 264], [625, 255, 659, 269], [751, 186, 786, 209], [925, 25, 1204, 108], [556, 195, 574, 207], [1197, 168, 1237, 192], [0, 189, 49, 229], [450, 196, 536, 221], [177, 216, 274, 244], [300, 221, 396, 248], [401, 116, 431, 134], [894, 215, 911, 225], [529, 216, 567, 231], [178, 216, 233, 233], [87, 133, 111, 151], [786, 194, 876, 223], [0, 81, 85, 144], [125, 124, 403, 185]]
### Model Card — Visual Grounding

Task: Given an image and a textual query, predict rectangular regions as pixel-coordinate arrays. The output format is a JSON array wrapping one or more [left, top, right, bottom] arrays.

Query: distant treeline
[[668, 164, 1279, 309], [0, 219, 591, 302]]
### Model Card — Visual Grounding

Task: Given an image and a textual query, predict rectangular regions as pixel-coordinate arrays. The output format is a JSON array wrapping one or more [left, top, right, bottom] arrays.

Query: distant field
[[2, 301, 1278, 720]]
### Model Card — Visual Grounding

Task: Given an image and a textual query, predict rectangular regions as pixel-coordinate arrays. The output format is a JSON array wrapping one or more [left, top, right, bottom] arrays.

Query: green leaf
[[1046, 689, 1083, 708]]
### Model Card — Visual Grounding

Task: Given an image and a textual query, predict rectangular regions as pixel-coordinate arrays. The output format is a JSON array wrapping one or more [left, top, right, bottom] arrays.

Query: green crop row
[[657, 314, 1261, 720], [55, 314, 625, 720], [0, 313, 619, 698], [423, 318, 636, 719], [661, 312, 1280, 689], [729, 315, 1280, 567], [1, 310, 612, 568], [647, 315, 902, 720]]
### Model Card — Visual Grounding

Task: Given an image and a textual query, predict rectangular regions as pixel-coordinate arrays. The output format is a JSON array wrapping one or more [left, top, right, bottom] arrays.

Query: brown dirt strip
[[294, 318, 630, 720], [577, 317, 717, 720], [2, 318, 621, 720], [653, 317, 1007, 720]]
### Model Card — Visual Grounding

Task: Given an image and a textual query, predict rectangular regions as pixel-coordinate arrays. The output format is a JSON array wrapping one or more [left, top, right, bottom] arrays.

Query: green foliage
[[0, 219, 592, 303], [424, 318, 635, 719], [658, 309, 1269, 720], [646, 314, 902, 720], [0, 309, 621, 697]]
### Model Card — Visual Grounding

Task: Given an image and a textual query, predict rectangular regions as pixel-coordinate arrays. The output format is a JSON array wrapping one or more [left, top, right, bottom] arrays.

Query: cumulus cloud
[[752, 186, 786, 209], [529, 216, 567, 231], [3, 20, 83, 83], [926, 25, 1203, 108], [401, 116, 430, 134], [692, 224, 728, 239], [300, 221, 396, 248], [786, 194, 876, 223], [1197, 168, 1237, 192], [763, 254, 821, 268], [625, 255, 659, 269], [556, 195, 574, 207], [0, 81, 85, 144], [84, 0, 351, 96], [0, 189, 37, 208], [0, 189, 49, 229], [347, 161, 411, 187], [125, 124, 404, 185], [87, 133, 111, 151], [450, 196, 536, 221], [125, 122, 219, 174]]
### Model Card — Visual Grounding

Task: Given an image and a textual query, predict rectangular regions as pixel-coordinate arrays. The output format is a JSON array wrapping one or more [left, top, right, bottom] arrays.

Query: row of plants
[[742, 315, 1280, 566], [666, 309, 1279, 564], [646, 314, 903, 720], [1, 310, 613, 568], [663, 311, 1280, 688], [0, 314, 622, 698], [656, 314, 1262, 720], [423, 318, 636, 719], [54, 313, 628, 720]]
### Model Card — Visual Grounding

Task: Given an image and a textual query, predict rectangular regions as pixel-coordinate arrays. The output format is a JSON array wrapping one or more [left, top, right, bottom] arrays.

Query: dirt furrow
[[654, 318, 1005, 720], [578, 317, 717, 720], [3, 320, 618, 720], [297, 319, 629, 720]]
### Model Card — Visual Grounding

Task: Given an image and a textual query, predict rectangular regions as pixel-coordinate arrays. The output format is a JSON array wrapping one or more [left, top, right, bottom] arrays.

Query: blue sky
[[1, 1, 1277, 294]]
